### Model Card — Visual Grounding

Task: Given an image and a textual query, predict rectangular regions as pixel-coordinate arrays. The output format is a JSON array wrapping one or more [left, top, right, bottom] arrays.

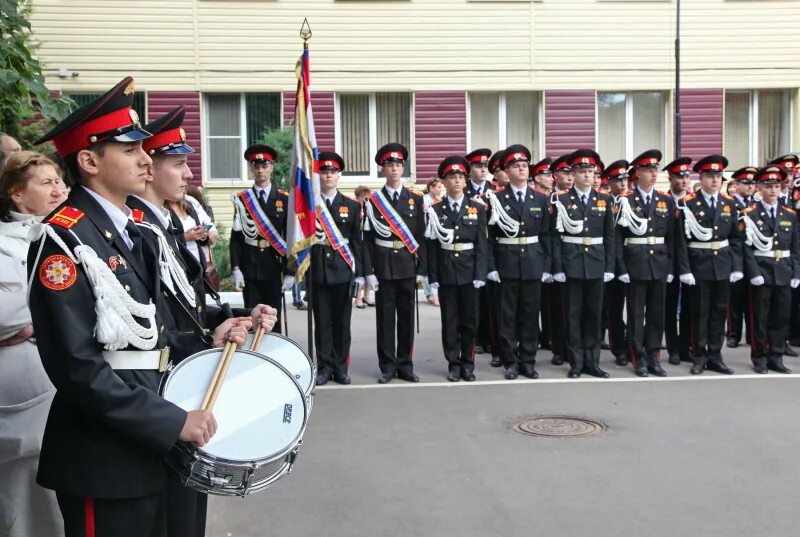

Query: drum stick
[[204, 341, 237, 411], [200, 340, 235, 411], [250, 325, 265, 351]]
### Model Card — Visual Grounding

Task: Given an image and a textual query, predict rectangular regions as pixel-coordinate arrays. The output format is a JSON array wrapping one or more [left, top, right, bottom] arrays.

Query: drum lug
[[206, 471, 233, 487]]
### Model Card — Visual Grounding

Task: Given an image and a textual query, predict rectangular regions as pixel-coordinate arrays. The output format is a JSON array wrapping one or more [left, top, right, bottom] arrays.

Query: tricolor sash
[[236, 190, 287, 256], [368, 190, 420, 254], [317, 203, 355, 272]]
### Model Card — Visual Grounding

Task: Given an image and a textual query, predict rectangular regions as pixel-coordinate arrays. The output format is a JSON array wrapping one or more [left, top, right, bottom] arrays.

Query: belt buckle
[[258, 239, 269, 250], [159, 347, 171, 373], [775, 249, 783, 260], [647, 237, 656, 245], [710, 241, 721, 250], [582, 237, 593, 246], [394, 241, 404, 250]]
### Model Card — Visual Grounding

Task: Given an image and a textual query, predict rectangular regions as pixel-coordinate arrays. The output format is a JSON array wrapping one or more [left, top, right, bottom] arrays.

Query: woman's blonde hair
[[423, 178, 441, 194], [0, 150, 62, 222]]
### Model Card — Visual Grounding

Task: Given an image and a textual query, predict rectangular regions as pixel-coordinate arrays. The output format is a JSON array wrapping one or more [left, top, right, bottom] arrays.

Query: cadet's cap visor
[[113, 127, 152, 143], [161, 143, 195, 155]]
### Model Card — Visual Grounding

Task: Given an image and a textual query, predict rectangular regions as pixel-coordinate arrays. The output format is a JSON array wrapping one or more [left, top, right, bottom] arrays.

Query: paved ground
[[205, 293, 800, 537]]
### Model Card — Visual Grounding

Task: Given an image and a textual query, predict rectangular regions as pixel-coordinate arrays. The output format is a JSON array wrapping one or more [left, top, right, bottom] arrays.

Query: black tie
[[476, 186, 482, 196], [258, 190, 267, 206], [744, 196, 751, 206], [710, 196, 716, 213], [581, 194, 588, 207], [125, 220, 144, 262], [644, 194, 651, 209], [392, 191, 399, 206], [452, 202, 459, 214], [517, 191, 524, 204], [326, 198, 332, 210], [770, 207, 777, 226]]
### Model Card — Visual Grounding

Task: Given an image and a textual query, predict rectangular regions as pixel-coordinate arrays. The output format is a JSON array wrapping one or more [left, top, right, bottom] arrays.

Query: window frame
[[595, 90, 670, 161], [724, 89, 794, 166], [466, 91, 544, 160], [333, 92, 415, 183]]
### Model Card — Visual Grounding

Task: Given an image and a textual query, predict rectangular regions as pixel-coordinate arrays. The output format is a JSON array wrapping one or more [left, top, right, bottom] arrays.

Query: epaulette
[[784, 207, 797, 215], [620, 191, 634, 197], [494, 186, 506, 194], [430, 198, 444, 206], [409, 188, 424, 197], [741, 206, 755, 215], [131, 209, 145, 223], [720, 193, 734, 201], [658, 190, 670, 197], [278, 188, 288, 196], [48, 206, 85, 230], [471, 197, 487, 207], [682, 192, 697, 202]]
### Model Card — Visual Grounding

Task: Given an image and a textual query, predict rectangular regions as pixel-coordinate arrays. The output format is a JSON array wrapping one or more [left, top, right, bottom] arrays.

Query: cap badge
[[711, 163, 719, 170], [179, 128, 187, 141], [124, 81, 135, 95], [129, 109, 139, 125], [256, 153, 264, 160]]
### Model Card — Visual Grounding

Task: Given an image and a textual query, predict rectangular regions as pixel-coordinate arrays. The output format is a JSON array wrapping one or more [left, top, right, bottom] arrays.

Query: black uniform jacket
[[551, 187, 615, 279], [28, 186, 195, 498], [363, 186, 427, 280], [615, 189, 676, 281], [741, 202, 800, 286], [229, 185, 288, 280], [310, 191, 364, 285], [465, 180, 495, 200], [675, 192, 743, 281], [486, 186, 552, 280], [427, 197, 489, 286]]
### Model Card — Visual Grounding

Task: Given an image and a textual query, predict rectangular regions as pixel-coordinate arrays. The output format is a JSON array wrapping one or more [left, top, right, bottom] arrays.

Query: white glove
[[666, 274, 674, 283], [603, 272, 615, 283], [729, 271, 744, 283], [354, 276, 365, 286], [541, 272, 554, 284], [416, 275, 425, 284], [750, 276, 765, 286], [486, 271, 501, 283], [232, 268, 245, 290], [679, 273, 696, 286], [553, 272, 566, 283], [429, 282, 440, 292], [366, 274, 379, 292], [792, 279, 800, 289], [618, 274, 630, 284], [473, 280, 485, 289], [282, 275, 296, 291]]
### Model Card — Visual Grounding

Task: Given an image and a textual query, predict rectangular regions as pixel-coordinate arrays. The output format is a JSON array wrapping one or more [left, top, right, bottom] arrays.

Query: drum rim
[[245, 332, 316, 395], [160, 348, 309, 463]]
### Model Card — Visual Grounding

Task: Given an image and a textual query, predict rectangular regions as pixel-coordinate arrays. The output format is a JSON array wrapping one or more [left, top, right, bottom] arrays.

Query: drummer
[[28, 78, 252, 537], [130, 105, 278, 537]]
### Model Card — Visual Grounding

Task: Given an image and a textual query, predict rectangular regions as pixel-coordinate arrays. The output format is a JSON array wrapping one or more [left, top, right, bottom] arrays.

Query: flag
[[286, 46, 320, 282]]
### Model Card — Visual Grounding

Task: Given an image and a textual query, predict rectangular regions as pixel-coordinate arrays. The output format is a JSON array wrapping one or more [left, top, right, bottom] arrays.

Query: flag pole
[[300, 18, 315, 363]]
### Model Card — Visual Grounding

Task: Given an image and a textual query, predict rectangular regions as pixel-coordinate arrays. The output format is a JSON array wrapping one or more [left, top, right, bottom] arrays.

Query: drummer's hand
[[212, 317, 252, 348], [250, 304, 278, 333], [180, 410, 218, 447]]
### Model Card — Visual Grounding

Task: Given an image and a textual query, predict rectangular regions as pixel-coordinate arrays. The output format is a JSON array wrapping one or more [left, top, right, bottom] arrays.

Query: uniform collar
[[132, 195, 171, 229], [81, 185, 133, 237], [384, 184, 403, 198], [470, 179, 487, 192], [509, 183, 527, 198], [254, 183, 272, 199], [760, 200, 778, 213], [637, 186, 654, 199], [700, 189, 719, 205], [447, 194, 465, 208]]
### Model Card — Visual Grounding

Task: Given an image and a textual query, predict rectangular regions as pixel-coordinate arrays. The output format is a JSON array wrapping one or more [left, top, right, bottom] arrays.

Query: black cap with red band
[[318, 151, 345, 172], [438, 155, 470, 179], [488, 151, 505, 175], [35, 76, 151, 157], [375, 143, 409, 166], [532, 157, 553, 176], [756, 165, 786, 184], [662, 157, 692, 177], [693, 154, 728, 174], [569, 149, 601, 170], [731, 166, 758, 184], [631, 149, 662, 169], [551, 154, 572, 173], [465, 148, 491, 166], [602, 160, 631, 181], [142, 106, 194, 156], [501, 144, 531, 170], [244, 144, 278, 164]]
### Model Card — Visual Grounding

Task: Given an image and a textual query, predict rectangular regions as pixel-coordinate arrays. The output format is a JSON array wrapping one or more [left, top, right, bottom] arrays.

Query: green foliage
[[209, 221, 235, 292], [258, 126, 294, 190], [0, 0, 72, 145]]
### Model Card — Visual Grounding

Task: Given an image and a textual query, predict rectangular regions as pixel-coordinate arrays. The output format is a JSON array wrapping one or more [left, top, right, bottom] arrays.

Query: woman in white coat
[[0, 151, 67, 537]]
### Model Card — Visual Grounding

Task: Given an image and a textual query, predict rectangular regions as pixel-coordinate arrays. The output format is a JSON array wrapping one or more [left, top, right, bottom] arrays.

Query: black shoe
[[315, 372, 330, 385], [585, 366, 610, 379], [615, 355, 629, 367], [474, 345, 485, 355], [784, 344, 799, 357], [648, 365, 668, 377], [706, 360, 734, 375], [461, 370, 476, 382], [726, 337, 739, 349], [293, 301, 308, 310], [504, 365, 519, 380], [378, 372, 394, 384], [753, 360, 768, 374], [767, 359, 792, 374], [601, 341, 610, 350], [333, 373, 351, 385], [490, 355, 503, 367], [668, 354, 681, 366], [398, 371, 420, 383], [634, 361, 648, 377], [447, 370, 460, 382], [551, 354, 565, 366], [567, 368, 581, 379], [689, 362, 705, 375], [520, 364, 539, 379]]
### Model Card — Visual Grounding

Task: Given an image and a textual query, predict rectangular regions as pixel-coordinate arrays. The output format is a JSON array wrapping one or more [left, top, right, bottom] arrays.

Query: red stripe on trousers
[[84, 498, 95, 537]]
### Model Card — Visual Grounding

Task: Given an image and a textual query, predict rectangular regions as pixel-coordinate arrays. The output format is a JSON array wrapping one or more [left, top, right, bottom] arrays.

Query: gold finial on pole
[[300, 18, 312, 44]]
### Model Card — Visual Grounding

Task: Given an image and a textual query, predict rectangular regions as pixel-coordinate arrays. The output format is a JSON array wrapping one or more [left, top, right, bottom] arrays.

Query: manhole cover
[[512, 416, 605, 438]]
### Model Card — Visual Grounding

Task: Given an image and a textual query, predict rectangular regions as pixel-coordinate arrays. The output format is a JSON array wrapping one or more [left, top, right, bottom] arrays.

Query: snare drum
[[245, 332, 315, 399], [160, 348, 307, 496]]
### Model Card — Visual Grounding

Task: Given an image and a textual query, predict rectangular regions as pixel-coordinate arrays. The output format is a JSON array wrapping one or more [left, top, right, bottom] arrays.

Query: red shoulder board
[[741, 206, 755, 215], [682, 193, 696, 202], [720, 193, 734, 201], [131, 209, 145, 223], [658, 190, 670, 197], [785, 207, 797, 215], [278, 189, 288, 196], [620, 191, 633, 197], [430, 198, 443, 206], [494, 186, 506, 194], [48, 206, 85, 229]]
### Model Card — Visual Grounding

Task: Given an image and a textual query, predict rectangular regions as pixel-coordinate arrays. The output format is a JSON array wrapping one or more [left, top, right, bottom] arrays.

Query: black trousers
[[56, 490, 165, 537], [727, 280, 750, 343], [242, 275, 282, 334], [438, 283, 479, 371], [665, 279, 691, 360], [626, 279, 666, 364], [312, 280, 353, 376], [475, 284, 493, 350], [688, 279, 730, 359], [539, 283, 551, 348], [565, 278, 604, 360], [547, 281, 568, 360], [166, 469, 207, 537], [789, 287, 800, 344], [498, 279, 541, 366], [487, 280, 502, 358], [604, 279, 627, 357], [375, 277, 415, 375], [749, 284, 791, 360]]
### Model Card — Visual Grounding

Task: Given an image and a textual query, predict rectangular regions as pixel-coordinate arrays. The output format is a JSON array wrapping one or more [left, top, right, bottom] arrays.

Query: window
[[724, 89, 792, 169], [336, 92, 412, 178], [468, 92, 541, 160], [68, 92, 147, 123], [203, 93, 281, 181], [597, 91, 667, 162]]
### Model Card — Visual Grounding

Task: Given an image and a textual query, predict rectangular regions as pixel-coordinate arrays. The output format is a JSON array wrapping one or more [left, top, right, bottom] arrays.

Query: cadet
[[615, 150, 674, 377], [229, 145, 288, 331], [363, 143, 426, 383], [489, 150, 509, 188], [740, 166, 800, 373], [603, 160, 630, 365], [426, 156, 488, 381], [551, 149, 616, 378], [29, 78, 246, 537], [485, 145, 552, 379], [531, 157, 555, 352], [484, 150, 506, 366], [547, 154, 574, 367], [311, 152, 363, 385], [771, 155, 800, 353], [726, 166, 758, 348], [465, 148, 495, 199], [675, 155, 743, 375]]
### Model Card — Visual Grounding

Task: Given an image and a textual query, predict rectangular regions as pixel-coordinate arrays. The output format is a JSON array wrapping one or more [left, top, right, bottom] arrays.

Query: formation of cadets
[[231, 136, 800, 384]]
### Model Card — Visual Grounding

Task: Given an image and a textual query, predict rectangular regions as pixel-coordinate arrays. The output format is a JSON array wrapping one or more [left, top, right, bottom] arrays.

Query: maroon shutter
[[414, 91, 467, 181], [544, 90, 597, 157], [678, 89, 723, 161], [283, 91, 335, 152], [147, 91, 202, 184]]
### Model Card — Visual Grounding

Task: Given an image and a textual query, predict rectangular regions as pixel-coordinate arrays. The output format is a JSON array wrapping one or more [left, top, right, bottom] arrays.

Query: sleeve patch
[[39, 254, 78, 291]]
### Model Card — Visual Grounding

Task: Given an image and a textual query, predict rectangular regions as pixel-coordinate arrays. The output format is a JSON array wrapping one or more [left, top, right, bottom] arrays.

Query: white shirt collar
[[509, 183, 527, 198], [470, 179, 487, 192], [761, 200, 778, 213], [384, 184, 402, 197], [670, 190, 686, 200], [637, 186, 654, 199], [133, 195, 171, 229], [700, 189, 719, 205], [447, 194, 465, 208], [322, 191, 338, 205], [82, 185, 132, 242], [254, 183, 272, 199], [574, 186, 592, 198]]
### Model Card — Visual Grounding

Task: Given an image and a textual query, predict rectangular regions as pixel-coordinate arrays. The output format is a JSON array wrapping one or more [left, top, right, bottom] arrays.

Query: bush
[[258, 126, 294, 190], [209, 221, 235, 291]]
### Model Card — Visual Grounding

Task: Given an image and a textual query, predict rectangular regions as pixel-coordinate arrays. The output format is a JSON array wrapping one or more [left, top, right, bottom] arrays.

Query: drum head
[[162, 349, 307, 462], [245, 333, 314, 396]]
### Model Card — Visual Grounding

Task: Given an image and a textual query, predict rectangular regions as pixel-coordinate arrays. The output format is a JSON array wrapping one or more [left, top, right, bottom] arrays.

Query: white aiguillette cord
[[615, 195, 648, 236], [550, 192, 583, 235]]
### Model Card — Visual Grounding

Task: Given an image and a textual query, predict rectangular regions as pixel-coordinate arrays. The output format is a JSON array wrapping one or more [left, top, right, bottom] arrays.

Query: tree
[[0, 0, 72, 145], [258, 126, 294, 190]]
